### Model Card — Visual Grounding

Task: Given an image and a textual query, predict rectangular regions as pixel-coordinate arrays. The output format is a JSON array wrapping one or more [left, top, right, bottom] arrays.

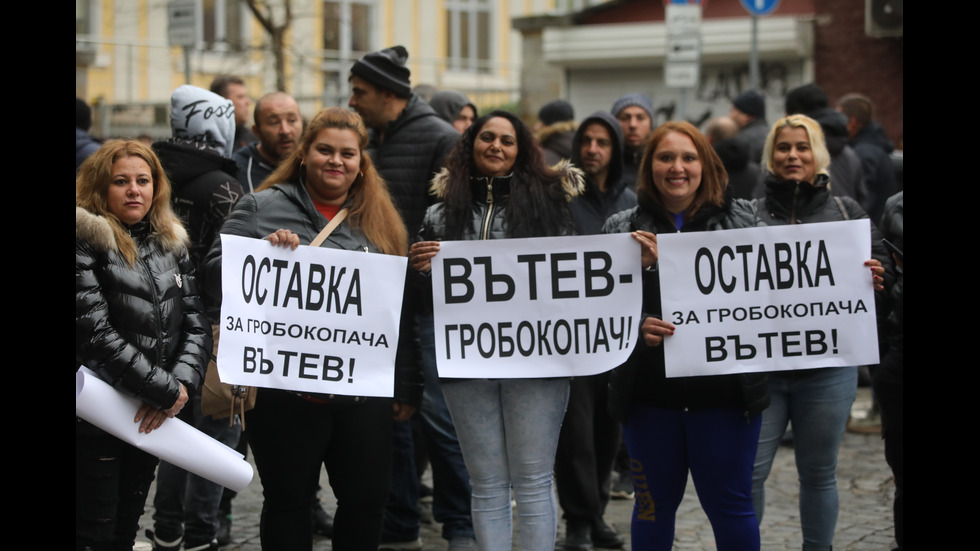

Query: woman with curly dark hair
[[409, 110, 583, 551]]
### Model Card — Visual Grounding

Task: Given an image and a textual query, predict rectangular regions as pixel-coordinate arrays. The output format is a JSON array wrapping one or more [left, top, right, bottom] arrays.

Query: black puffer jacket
[[76, 207, 210, 410], [204, 181, 424, 407], [755, 174, 890, 269], [368, 94, 460, 237], [602, 197, 769, 421]]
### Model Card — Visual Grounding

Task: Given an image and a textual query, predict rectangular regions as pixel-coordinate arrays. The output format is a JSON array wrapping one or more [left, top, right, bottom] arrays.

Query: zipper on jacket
[[790, 182, 801, 224], [480, 177, 495, 240], [136, 251, 167, 367]]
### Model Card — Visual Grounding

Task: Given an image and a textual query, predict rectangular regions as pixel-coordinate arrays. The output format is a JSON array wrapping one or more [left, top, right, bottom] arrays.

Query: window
[[323, 0, 373, 54], [445, 0, 492, 73], [76, 0, 92, 35], [202, 0, 244, 51]]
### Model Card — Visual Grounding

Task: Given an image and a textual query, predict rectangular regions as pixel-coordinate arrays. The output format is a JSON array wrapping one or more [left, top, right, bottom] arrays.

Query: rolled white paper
[[75, 366, 253, 492]]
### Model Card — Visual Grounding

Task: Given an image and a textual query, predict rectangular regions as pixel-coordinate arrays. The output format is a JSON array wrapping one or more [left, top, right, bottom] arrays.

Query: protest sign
[[431, 234, 641, 378], [217, 234, 406, 397], [658, 219, 879, 377]]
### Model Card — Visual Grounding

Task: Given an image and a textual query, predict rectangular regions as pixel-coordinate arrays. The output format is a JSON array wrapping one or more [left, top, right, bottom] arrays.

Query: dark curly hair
[[438, 110, 575, 240]]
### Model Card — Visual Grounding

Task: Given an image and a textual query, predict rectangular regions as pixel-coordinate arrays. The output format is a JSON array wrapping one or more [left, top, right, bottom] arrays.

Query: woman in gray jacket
[[205, 108, 422, 551]]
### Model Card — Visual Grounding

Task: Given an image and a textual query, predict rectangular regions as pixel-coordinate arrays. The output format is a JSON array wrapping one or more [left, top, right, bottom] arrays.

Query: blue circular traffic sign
[[740, 0, 780, 16]]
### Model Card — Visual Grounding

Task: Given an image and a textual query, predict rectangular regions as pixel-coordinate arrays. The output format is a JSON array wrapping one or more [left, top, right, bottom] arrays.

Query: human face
[[226, 83, 251, 127], [771, 126, 816, 183], [348, 76, 388, 130], [473, 117, 518, 178], [617, 106, 652, 150], [302, 127, 361, 206], [728, 106, 751, 129], [651, 132, 702, 214], [453, 105, 476, 134], [106, 156, 154, 225], [254, 96, 303, 163], [578, 122, 614, 182]]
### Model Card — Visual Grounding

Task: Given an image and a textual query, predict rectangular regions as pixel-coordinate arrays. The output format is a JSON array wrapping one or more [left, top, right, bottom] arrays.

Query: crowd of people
[[76, 44, 903, 551]]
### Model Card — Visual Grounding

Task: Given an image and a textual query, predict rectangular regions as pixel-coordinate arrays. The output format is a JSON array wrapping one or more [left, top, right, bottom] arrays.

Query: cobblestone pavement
[[136, 388, 897, 550]]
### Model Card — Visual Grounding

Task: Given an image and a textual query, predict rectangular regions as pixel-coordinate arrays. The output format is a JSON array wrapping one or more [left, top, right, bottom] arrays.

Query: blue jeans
[[442, 377, 570, 551], [751, 367, 857, 551], [152, 395, 242, 547]]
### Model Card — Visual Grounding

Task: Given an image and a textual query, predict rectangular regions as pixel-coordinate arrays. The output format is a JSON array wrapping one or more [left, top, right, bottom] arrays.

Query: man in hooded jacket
[[558, 111, 637, 550], [146, 85, 244, 551]]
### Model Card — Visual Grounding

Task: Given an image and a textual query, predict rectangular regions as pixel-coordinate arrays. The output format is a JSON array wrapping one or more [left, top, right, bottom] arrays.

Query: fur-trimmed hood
[[76, 206, 189, 254], [428, 159, 585, 202], [536, 120, 578, 145]]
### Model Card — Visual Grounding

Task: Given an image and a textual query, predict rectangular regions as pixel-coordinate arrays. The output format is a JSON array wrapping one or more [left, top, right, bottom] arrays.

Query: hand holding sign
[[641, 316, 676, 347], [409, 240, 440, 272], [632, 230, 659, 269], [265, 228, 301, 250]]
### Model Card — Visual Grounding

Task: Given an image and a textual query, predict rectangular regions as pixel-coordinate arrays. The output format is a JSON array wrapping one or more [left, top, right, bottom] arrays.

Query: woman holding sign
[[76, 140, 211, 549], [408, 110, 583, 551], [602, 121, 768, 550], [204, 107, 422, 550], [751, 114, 888, 551]]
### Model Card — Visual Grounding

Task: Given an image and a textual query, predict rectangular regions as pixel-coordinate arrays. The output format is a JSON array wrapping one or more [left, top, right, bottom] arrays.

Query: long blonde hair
[[258, 108, 408, 256], [76, 140, 185, 265]]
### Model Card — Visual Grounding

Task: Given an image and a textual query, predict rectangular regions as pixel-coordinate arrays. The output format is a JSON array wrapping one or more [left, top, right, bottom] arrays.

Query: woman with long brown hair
[[602, 121, 767, 551], [204, 107, 421, 550], [76, 140, 211, 550]]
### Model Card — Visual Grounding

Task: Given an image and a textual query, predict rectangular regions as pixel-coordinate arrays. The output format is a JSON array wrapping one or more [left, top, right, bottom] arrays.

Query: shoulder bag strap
[[309, 208, 349, 247]]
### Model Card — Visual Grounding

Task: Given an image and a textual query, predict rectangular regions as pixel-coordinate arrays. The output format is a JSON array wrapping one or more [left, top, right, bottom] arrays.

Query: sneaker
[[379, 536, 423, 551], [144, 529, 182, 551], [216, 515, 232, 546], [609, 474, 633, 500]]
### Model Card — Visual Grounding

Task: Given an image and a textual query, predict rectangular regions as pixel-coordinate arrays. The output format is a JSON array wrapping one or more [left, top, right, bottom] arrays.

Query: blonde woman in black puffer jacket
[[76, 139, 211, 551]]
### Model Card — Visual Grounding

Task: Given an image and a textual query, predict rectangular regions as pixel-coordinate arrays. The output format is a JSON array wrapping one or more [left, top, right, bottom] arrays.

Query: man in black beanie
[[729, 90, 768, 165], [348, 45, 458, 238], [348, 45, 473, 551]]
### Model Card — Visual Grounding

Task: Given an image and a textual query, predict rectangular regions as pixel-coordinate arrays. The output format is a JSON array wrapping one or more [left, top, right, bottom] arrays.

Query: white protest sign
[[658, 219, 879, 377], [431, 234, 641, 378], [217, 234, 406, 397]]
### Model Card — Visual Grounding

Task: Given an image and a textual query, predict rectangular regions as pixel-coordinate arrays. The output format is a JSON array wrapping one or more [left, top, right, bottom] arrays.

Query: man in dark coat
[[348, 45, 473, 551], [837, 93, 899, 222], [612, 93, 655, 189], [146, 85, 244, 551], [534, 99, 578, 166], [231, 92, 304, 193], [559, 111, 637, 551], [730, 90, 769, 165]]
